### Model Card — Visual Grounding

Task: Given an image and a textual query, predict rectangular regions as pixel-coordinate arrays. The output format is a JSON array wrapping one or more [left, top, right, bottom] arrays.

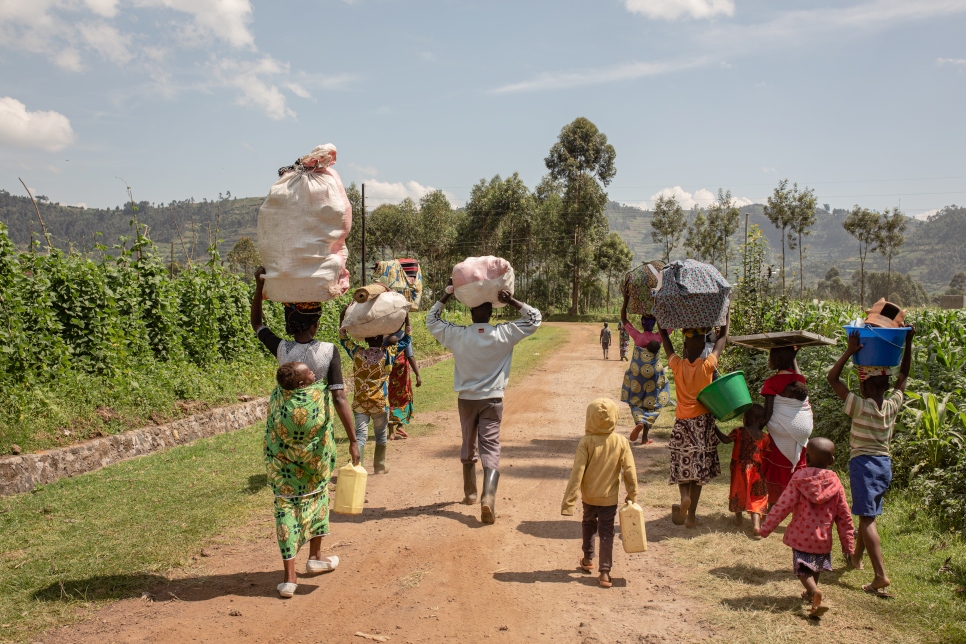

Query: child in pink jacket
[[759, 437, 854, 618]]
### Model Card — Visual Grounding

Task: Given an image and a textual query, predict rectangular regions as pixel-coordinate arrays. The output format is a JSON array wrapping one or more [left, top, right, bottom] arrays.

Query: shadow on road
[[493, 569, 628, 588]]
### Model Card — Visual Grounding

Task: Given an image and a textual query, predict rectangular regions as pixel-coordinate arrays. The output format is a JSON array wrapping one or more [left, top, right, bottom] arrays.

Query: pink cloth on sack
[[451, 256, 512, 288]]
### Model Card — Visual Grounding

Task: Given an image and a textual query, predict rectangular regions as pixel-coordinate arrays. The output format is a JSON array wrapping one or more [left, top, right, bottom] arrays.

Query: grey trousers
[[457, 397, 503, 470]]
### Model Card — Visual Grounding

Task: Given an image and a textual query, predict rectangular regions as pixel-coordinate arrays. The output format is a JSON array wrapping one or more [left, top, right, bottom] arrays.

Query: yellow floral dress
[[265, 381, 335, 560]]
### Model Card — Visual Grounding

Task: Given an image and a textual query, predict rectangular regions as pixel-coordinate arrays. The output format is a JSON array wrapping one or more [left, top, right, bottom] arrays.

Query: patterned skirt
[[620, 346, 670, 426], [793, 549, 833, 576], [668, 412, 721, 485], [388, 356, 414, 427], [265, 383, 335, 560]]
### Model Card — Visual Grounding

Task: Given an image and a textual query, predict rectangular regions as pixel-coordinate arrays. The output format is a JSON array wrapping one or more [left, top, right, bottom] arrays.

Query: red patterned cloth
[[761, 435, 807, 504], [728, 427, 769, 514], [759, 467, 855, 555]]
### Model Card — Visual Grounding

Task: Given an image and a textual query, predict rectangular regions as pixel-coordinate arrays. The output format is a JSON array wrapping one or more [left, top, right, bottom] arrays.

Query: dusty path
[[47, 324, 712, 644]]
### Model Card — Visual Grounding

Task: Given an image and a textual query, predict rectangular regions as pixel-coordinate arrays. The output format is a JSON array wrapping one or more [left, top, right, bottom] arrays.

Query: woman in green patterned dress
[[252, 268, 360, 598]]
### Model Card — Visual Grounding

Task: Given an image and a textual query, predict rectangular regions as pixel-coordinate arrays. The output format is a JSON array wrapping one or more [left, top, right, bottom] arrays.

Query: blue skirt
[[849, 454, 892, 517]]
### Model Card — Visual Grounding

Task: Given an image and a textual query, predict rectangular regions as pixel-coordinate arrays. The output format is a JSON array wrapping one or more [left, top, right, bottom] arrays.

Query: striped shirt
[[844, 391, 903, 460]]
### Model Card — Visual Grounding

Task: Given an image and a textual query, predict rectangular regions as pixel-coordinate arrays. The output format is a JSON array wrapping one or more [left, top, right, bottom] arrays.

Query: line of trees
[[336, 117, 632, 315], [646, 177, 921, 306]]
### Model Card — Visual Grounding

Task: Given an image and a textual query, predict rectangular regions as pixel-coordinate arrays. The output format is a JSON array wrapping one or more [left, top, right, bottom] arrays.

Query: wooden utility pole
[[361, 183, 367, 285]]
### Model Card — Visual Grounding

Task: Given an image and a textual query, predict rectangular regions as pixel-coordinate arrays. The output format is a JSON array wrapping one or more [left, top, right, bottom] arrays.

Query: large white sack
[[257, 144, 352, 303], [452, 256, 515, 308], [341, 291, 410, 340]]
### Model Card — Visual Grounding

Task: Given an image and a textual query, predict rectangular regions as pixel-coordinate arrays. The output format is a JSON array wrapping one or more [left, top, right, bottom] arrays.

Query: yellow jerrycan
[[333, 462, 367, 515], [618, 501, 647, 553]]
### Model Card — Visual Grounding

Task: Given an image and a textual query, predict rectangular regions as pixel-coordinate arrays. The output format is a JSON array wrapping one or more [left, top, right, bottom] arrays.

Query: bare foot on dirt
[[848, 553, 865, 570], [733, 512, 743, 526], [679, 496, 691, 517], [629, 423, 644, 442], [809, 591, 828, 618], [685, 515, 699, 529]]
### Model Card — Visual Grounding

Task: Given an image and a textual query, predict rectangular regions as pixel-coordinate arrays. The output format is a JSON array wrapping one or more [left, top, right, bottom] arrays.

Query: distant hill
[[0, 189, 262, 262], [603, 200, 965, 293], [1, 187, 961, 293]]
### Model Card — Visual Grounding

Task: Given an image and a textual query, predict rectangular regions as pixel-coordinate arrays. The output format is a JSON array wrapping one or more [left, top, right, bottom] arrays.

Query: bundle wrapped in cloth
[[256, 144, 352, 303], [652, 259, 731, 330], [452, 256, 514, 308], [341, 291, 410, 340], [621, 260, 666, 315], [374, 259, 423, 311]]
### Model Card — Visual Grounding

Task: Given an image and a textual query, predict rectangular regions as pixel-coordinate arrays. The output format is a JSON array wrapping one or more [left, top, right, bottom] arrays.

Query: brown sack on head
[[353, 283, 390, 303]]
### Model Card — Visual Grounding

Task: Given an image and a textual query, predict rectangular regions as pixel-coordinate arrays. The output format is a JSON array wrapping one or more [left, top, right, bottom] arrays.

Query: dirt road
[[47, 324, 712, 643]]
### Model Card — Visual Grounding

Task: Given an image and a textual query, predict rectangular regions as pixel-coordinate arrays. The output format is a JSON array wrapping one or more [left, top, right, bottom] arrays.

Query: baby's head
[[805, 437, 836, 469], [742, 403, 766, 430], [782, 381, 809, 401], [768, 346, 798, 371], [276, 361, 316, 390]]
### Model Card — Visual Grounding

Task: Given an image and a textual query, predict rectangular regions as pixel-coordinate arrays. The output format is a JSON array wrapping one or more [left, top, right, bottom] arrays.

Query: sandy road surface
[[46, 324, 712, 644]]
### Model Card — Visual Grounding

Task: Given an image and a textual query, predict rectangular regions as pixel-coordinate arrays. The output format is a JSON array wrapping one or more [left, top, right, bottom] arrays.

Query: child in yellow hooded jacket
[[562, 398, 639, 588]]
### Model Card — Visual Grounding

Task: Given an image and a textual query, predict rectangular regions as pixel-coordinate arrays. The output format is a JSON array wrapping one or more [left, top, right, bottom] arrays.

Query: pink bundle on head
[[857, 365, 893, 381], [451, 256, 514, 308]]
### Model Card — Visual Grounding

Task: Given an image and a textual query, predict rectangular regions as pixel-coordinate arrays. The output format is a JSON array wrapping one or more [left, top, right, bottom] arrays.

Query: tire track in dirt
[[44, 323, 712, 644]]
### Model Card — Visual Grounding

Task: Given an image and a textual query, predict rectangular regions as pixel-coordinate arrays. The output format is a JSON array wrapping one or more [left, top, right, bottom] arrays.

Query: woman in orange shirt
[[658, 314, 729, 528]]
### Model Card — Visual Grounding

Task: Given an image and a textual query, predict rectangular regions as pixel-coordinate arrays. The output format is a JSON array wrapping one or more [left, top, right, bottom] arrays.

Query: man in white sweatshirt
[[426, 282, 542, 524]]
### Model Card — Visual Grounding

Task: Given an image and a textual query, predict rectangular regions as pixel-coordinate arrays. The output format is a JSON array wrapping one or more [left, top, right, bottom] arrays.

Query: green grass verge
[[0, 323, 569, 642]]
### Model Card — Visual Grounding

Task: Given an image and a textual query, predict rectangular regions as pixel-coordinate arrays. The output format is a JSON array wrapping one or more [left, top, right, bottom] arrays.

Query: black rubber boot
[[462, 462, 478, 505], [480, 468, 500, 524], [374, 444, 388, 474]]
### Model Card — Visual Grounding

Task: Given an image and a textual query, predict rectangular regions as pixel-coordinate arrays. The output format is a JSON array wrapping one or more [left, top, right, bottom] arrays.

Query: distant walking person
[[619, 327, 630, 362], [426, 279, 542, 524], [600, 323, 612, 360]]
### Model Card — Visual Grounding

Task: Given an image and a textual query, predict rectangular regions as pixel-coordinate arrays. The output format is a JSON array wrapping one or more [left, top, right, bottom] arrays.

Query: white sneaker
[[306, 555, 339, 574], [277, 582, 297, 598]]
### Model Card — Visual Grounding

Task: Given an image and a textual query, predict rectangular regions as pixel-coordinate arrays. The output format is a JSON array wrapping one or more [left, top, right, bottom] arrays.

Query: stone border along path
[[0, 353, 452, 497]]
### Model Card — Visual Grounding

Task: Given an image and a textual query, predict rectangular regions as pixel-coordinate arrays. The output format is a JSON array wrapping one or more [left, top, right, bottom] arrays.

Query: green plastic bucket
[[697, 371, 753, 422]]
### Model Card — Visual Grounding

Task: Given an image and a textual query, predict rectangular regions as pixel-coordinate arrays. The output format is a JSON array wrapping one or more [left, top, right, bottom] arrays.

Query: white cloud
[[284, 82, 312, 98], [761, 166, 778, 174], [84, 0, 119, 18], [78, 21, 133, 64], [623, 0, 735, 20], [912, 209, 939, 221], [937, 57, 966, 66], [0, 97, 75, 152], [497, 0, 966, 93], [637, 186, 753, 210], [493, 56, 711, 93], [350, 163, 378, 176], [210, 56, 295, 120], [420, 51, 436, 61], [362, 180, 453, 207], [46, 164, 64, 174], [137, 0, 254, 49]]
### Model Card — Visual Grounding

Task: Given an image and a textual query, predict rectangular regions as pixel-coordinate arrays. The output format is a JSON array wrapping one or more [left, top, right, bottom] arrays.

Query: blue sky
[[1, 0, 965, 218]]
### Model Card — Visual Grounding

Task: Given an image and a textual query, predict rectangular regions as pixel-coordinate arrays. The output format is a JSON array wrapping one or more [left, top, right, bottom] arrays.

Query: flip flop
[[578, 558, 593, 573], [671, 504, 685, 525], [598, 574, 612, 588], [863, 584, 895, 598]]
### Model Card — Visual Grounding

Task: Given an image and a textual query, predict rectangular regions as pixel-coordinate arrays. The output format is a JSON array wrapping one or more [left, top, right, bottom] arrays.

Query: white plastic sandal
[[277, 582, 298, 598], [306, 555, 339, 574]]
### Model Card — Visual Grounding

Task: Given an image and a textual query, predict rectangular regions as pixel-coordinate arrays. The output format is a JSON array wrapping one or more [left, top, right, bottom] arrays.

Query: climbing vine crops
[[0, 221, 343, 453]]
